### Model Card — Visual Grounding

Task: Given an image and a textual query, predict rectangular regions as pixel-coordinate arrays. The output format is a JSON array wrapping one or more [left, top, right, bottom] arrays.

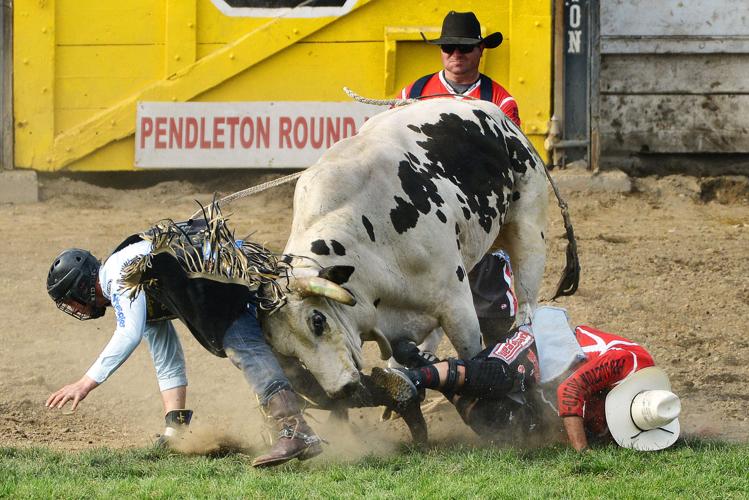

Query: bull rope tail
[[343, 87, 413, 107], [189, 171, 304, 220], [542, 163, 581, 299], [188, 87, 441, 219]]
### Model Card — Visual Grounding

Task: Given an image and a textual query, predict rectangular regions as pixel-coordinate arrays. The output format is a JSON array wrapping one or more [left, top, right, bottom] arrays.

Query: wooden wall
[[597, 0, 749, 168]]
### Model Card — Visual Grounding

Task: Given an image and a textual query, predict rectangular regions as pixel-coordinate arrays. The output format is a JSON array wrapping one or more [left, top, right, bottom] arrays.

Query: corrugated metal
[[12, 0, 552, 172]]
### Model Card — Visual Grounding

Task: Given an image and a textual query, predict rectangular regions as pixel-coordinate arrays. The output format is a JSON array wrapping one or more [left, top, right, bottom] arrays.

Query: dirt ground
[[0, 169, 747, 456]]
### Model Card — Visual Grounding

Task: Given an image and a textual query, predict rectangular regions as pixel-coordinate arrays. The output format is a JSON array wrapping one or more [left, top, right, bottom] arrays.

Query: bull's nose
[[331, 379, 359, 399]]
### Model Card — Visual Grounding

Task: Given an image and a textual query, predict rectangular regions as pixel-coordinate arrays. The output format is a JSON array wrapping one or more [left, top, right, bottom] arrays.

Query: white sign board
[[135, 101, 387, 168]]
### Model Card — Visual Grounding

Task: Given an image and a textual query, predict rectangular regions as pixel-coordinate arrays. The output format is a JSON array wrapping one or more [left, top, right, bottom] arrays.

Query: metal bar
[[589, 0, 600, 171], [552, 0, 566, 167]]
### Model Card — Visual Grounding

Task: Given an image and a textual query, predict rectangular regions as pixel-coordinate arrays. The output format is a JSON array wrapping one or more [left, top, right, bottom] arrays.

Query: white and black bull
[[262, 98, 574, 399]]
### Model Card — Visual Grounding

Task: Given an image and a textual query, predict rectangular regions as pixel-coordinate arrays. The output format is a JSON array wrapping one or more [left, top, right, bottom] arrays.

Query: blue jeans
[[222, 304, 292, 406]]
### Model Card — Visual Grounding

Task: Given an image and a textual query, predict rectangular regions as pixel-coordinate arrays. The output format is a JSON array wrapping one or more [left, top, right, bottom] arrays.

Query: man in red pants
[[374, 312, 681, 452]]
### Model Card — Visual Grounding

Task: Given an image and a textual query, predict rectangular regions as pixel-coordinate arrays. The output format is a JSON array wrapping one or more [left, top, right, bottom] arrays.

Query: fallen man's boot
[[252, 390, 323, 468], [155, 409, 193, 449], [370, 367, 419, 411]]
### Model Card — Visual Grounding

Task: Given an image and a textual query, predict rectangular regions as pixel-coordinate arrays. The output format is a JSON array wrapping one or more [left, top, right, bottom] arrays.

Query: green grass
[[1, 440, 747, 499]]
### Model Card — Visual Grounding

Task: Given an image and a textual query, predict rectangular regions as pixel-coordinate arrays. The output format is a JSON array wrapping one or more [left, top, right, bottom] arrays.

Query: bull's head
[[261, 264, 391, 399]]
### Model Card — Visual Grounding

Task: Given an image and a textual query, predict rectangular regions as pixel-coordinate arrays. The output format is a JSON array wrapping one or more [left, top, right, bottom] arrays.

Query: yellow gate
[[14, 0, 551, 171]]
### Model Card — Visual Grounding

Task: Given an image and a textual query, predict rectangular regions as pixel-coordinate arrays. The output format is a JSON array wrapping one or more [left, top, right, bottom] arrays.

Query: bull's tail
[[542, 164, 580, 299]]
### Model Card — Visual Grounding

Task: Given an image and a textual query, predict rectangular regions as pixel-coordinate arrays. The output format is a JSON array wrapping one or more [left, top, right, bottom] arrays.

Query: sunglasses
[[441, 44, 478, 54]]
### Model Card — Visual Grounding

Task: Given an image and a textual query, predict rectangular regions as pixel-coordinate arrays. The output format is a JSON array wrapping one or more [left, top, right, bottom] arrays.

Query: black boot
[[155, 409, 193, 449], [370, 367, 419, 410], [252, 390, 323, 468]]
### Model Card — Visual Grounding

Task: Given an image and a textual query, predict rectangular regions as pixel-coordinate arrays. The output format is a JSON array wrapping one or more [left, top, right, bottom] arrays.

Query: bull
[[263, 98, 573, 399]]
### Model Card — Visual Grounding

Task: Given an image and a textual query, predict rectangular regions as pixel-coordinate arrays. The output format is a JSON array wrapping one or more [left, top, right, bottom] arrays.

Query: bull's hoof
[[400, 403, 428, 445]]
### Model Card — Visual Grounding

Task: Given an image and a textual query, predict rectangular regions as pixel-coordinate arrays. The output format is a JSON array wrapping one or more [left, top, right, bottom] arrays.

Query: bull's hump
[[389, 111, 512, 235]]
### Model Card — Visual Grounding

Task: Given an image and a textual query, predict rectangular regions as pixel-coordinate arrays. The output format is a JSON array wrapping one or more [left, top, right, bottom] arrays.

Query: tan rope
[[189, 171, 303, 219]]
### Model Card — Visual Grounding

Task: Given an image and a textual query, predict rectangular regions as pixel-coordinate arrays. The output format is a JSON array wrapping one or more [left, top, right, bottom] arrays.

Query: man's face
[[56, 283, 108, 320], [440, 44, 484, 78]]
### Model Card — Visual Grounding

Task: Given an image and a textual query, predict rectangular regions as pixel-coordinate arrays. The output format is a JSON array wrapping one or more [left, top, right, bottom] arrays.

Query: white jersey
[[85, 240, 187, 391]]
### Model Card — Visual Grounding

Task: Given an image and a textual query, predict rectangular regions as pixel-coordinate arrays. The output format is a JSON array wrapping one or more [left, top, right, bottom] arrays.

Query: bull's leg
[[388, 328, 443, 370], [418, 328, 444, 355], [496, 217, 546, 325], [276, 352, 427, 443], [439, 298, 483, 359]]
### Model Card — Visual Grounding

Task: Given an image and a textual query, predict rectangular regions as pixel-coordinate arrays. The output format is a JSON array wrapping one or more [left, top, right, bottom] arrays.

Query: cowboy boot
[[251, 390, 323, 468], [155, 409, 193, 449]]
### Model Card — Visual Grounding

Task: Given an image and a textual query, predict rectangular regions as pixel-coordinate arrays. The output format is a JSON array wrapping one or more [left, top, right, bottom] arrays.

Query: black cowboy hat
[[421, 11, 503, 49]]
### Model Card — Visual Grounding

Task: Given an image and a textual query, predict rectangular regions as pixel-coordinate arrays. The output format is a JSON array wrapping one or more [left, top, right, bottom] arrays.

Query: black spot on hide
[[373, 298, 381, 308], [512, 191, 520, 201], [436, 210, 447, 223], [541, 231, 545, 240], [456, 239, 461, 249], [331, 240, 346, 256], [361, 215, 376, 242], [319, 265, 355, 285], [456, 266, 465, 281], [310, 240, 330, 255], [407, 124, 421, 133], [390, 111, 513, 235]]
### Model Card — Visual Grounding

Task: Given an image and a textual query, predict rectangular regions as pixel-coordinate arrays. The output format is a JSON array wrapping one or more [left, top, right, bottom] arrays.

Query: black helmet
[[47, 249, 105, 320]]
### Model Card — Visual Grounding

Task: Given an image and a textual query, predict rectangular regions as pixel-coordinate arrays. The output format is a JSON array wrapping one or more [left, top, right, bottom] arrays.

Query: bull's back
[[288, 99, 519, 274]]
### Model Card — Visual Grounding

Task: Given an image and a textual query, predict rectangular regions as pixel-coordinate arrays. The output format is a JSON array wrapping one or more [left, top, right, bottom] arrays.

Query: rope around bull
[[189, 88, 580, 299], [191, 88, 483, 218]]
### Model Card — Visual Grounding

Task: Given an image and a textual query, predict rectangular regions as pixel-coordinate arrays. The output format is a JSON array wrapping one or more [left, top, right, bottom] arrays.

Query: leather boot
[[252, 390, 323, 468]]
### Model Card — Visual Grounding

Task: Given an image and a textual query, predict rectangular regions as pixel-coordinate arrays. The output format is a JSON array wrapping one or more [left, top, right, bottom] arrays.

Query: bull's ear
[[318, 265, 355, 285]]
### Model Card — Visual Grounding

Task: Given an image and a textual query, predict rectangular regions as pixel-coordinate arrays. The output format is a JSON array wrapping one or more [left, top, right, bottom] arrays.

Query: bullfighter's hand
[[562, 415, 589, 452], [45, 376, 99, 411]]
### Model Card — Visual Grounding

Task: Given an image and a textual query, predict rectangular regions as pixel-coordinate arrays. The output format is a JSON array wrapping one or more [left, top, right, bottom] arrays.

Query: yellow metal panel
[[43, 0, 375, 171], [509, 0, 552, 157], [55, 110, 105, 136], [299, 0, 510, 43], [14, 0, 55, 168], [199, 42, 384, 101], [14, 0, 552, 171], [196, 1, 271, 43], [56, 0, 166, 45], [196, 43, 226, 60], [56, 46, 163, 79], [65, 137, 137, 172], [55, 78, 150, 114], [165, 0, 197, 77]]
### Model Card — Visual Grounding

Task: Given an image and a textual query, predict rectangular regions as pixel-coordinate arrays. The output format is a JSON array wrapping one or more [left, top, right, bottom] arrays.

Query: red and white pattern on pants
[[488, 327, 540, 385]]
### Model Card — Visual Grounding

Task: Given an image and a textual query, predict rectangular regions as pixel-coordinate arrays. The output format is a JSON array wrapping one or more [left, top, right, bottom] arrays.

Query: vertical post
[[1, 0, 12, 170], [588, 0, 600, 172], [552, 0, 565, 168], [561, 0, 589, 164]]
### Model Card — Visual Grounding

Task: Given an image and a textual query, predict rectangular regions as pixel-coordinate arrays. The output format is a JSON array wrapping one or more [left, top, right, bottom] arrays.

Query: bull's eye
[[310, 309, 326, 337]]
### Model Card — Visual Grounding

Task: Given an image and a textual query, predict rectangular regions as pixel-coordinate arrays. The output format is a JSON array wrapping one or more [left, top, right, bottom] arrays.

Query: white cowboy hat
[[605, 367, 681, 451]]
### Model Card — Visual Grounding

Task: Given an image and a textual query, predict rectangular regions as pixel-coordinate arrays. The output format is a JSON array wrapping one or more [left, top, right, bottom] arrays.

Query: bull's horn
[[361, 327, 393, 360], [293, 276, 357, 306]]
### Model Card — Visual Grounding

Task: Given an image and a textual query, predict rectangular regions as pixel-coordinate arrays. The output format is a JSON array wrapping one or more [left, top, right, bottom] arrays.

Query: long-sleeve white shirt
[[85, 240, 187, 391]]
